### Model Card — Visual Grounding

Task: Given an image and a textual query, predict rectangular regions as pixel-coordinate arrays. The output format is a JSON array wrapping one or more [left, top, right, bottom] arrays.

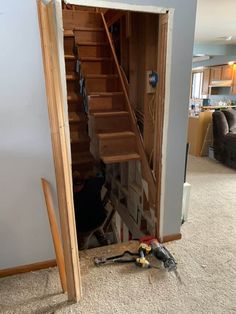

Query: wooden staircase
[[64, 28, 95, 175], [74, 11, 140, 164], [63, 8, 157, 209]]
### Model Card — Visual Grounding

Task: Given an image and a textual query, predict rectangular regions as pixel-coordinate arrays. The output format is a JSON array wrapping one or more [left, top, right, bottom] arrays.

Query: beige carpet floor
[[1, 156, 236, 314]]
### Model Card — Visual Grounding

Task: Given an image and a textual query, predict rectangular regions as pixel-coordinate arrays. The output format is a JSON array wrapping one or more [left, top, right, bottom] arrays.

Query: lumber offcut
[[41, 178, 67, 293]]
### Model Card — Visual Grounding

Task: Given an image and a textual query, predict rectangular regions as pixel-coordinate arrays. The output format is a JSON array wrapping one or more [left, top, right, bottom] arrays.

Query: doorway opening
[[38, 0, 173, 301], [62, 3, 169, 249]]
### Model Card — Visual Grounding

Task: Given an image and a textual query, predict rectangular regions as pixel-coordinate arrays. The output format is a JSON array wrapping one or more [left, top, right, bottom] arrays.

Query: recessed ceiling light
[[218, 36, 233, 41]]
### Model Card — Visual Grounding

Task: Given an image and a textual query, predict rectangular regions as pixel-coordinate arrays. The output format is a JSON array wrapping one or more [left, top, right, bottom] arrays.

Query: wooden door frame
[[153, 12, 173, 241], [38, 0, 174, 302], [37, 0, 82, 302]]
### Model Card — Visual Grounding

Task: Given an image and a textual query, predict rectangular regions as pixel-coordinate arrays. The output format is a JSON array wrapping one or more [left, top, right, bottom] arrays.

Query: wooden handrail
[[120, 66, 129, 96], [101, 13, 156, 207]]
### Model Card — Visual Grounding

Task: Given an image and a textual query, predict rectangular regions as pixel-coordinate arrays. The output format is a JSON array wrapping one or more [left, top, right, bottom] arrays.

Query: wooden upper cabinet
[[198, 64, 235, 96], [210, 64, 233, 82], [221, 64, 234, 80], [210, 66, 222, 82], [202, 68, 210, 95], [231, 64, 236, 95]]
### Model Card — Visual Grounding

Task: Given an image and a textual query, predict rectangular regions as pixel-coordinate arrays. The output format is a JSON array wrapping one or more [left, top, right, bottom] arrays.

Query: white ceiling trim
[[192, 56, 210, 63], [64, 0, 169, 14]]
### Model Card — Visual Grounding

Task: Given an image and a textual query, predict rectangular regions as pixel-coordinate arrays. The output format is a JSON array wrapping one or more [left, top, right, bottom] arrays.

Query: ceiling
[[194, 0, 236, 45]]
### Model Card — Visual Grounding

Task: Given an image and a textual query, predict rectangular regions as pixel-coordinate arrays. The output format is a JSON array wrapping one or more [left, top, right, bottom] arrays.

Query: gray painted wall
[[0, 0, 196, 269], [194, 44, 236, 56], [193, 55, 236, 68], [0, 0, 57, 268]]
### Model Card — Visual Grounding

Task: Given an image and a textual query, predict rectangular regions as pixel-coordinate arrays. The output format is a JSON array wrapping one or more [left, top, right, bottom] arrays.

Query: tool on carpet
[[94, 237, 181, 278], [94, 243, 159, 269], [94, 250, 138, 266], [150, 239, 182, 283], [135, 243, 152, 268]]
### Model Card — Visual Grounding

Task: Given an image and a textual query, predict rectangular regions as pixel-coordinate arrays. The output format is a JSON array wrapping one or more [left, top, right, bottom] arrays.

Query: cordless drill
[[135, 243, 152, 268], [150, 239, 177, 271]]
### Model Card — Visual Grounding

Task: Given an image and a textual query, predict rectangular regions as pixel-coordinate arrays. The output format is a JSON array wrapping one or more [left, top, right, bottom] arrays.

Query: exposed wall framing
[[105, 160, 157, 239]]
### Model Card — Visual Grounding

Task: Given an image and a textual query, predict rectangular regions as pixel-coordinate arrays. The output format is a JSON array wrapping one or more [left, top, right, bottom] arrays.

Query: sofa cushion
[[213, 111, 229, 138], [223, 133, 236, 151], [223, 109, 236, 133]]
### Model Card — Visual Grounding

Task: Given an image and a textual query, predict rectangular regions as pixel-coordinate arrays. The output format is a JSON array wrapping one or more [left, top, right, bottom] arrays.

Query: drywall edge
[[65, 0, 168, 14]]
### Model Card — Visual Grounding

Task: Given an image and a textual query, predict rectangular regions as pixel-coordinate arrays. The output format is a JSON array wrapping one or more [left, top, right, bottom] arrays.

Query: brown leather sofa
[[212, 109, 236, 169]]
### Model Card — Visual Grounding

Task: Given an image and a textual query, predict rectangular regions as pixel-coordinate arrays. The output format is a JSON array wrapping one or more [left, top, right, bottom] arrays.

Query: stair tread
[[85, 74, 118, 79], [71, 132, 90, 141], [79, 57, 112, 61], [65, 54, 76, 60], [74, 26, 104, 32], [72, 152, 94, 164], [77, 41, 108, 46], [66, 74, 78, 80], [98, 131, 135, 139], [67, 92, 82, 102], [91, 111, 129, 117], [88, 92, 123, 97], [69, 112, 87, 122], [64, 30, 74, 37], [102, 153, 140, 164]]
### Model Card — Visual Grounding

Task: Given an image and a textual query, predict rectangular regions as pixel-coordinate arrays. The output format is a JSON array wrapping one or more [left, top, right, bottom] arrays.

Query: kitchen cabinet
[[202, 68, 210, 95], [193, 64, 236, 97], [210, 66, 222, 82], [221, 64, 233, 80], [231, 64, 236, 95], [210, 64, 233, 82]]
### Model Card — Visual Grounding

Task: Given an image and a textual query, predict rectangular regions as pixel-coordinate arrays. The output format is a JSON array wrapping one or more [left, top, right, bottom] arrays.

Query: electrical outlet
[[146, 70, 156, 94]]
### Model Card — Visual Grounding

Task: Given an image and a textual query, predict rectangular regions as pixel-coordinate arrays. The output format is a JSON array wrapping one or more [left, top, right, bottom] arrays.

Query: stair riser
[[65, 59, 76, 74], [77, 45, 110, 58], [86, 77, 120, 93], [81, 61, 114, 75], [66, 80, 79, 93], [70, 122, 87, 132], [75, 6, 97, 12], [75, 30, 106, 43], [92, 115, 131, 133], [63, 10, 102, 29], [71, 141, 90, 154], [64, 37, 75, 56], [99, 136, 137, 156], [67, 102, 84, 112], [88, 95, 125, 112]]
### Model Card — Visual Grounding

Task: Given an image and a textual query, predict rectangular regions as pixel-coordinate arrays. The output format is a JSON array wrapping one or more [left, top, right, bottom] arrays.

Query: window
[[191, 71, 203, 99]]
